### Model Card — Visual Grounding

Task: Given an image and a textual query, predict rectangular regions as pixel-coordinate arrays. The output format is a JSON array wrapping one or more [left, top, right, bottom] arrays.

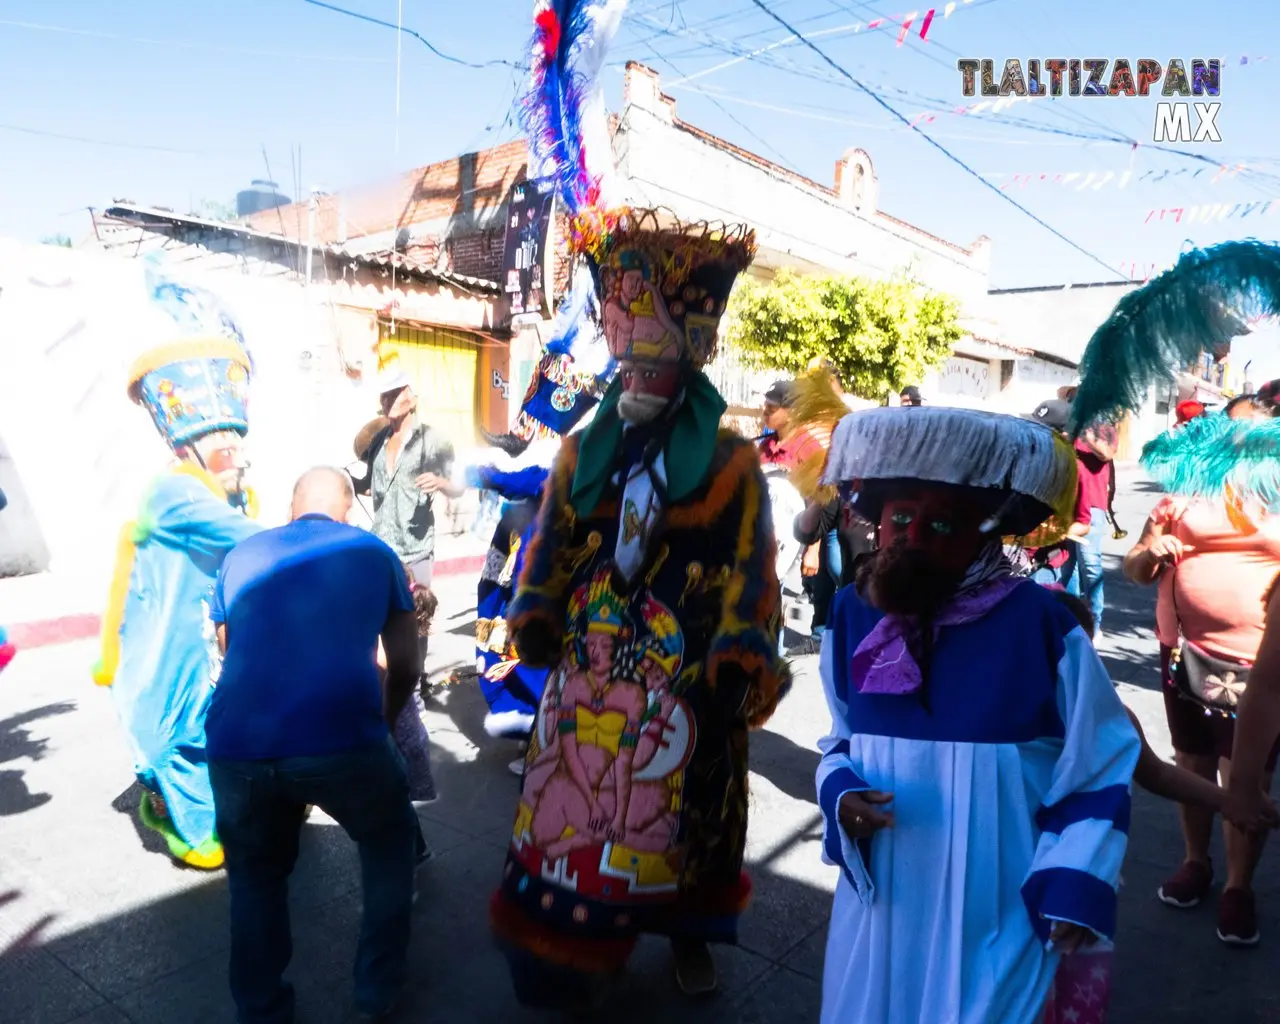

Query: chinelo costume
[[93, 298, 262, 869], [815, 406, 1140, 1024], [490, 0, 789, 1007]]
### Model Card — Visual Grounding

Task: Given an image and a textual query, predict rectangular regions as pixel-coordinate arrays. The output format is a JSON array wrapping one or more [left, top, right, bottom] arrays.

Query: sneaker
[[1217, 888, 1261, 947], [507, 758, 526, 777], [671, 937, 717, 996], [1158, 859, 1213, 908]]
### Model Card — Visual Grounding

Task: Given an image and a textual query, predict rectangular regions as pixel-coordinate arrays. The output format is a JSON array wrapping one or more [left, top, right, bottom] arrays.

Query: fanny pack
[[1172, 641, 1250, 712], [1170, 576, 1250, 711]]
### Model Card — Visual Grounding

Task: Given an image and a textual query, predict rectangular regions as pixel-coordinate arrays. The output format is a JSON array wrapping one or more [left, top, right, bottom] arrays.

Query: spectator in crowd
[[1176, 400, 1207, 426], [207, 467, 422, 1022], [1023, 399, 1092, 597], [368, 369, 463, 671], [898, 385, 923, 407], [1068, 418, 1117, 634], [1123, 391, 1280, 947]]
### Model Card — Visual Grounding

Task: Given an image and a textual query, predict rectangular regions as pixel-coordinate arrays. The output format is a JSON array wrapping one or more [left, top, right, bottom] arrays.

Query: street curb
[[6, 553, 488, 652]]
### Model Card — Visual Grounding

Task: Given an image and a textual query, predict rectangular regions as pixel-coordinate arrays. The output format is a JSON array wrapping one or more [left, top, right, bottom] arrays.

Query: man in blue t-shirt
[[207, 466, 421, 1024]]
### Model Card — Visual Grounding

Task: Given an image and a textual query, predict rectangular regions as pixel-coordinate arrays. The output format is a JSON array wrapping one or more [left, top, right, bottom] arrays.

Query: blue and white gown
[[816, 580, 1140, 1024]]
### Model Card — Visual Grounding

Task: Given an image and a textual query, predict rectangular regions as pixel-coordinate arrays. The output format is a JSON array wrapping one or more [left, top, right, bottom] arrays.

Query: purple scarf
[[851, 551, 1024, 696]]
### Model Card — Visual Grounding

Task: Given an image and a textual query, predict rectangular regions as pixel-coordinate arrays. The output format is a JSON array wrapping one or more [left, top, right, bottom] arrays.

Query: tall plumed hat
[[519, 0, 756, 377], [1070, 239, 1280, 434], [821, 406, 1078, 540], [127, 260, 252, 451]]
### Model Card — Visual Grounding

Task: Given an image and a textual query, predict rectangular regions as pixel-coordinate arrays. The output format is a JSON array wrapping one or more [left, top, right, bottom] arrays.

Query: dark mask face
[[858, 488, 988, 616]]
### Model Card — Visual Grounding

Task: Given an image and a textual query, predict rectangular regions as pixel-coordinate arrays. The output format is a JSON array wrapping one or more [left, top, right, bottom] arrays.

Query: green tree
[[41, 234, 72, 248], [726, 269, 964, 400]]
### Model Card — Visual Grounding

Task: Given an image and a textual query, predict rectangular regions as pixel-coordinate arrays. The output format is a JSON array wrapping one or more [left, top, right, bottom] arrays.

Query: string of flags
[[1142, 201, 1280, 225], [988, 165, 1251, 190]]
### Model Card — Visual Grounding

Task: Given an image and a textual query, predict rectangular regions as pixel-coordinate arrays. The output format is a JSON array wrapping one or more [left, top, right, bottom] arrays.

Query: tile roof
[[99, 204, 502, 295]]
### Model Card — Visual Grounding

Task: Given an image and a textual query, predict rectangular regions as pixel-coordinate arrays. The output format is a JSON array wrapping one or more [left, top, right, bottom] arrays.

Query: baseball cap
[[899, 385, 922, 404], [1175, 400, 1206, 424], [1026, 398, 1072, 431], [763, 380, 796, 408]]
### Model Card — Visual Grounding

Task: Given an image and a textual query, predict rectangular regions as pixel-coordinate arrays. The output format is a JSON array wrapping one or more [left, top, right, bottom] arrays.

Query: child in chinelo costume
[[815, 406, 1140, 1024], [490, 0, 789, 1007], [94, 334, 261, 870]]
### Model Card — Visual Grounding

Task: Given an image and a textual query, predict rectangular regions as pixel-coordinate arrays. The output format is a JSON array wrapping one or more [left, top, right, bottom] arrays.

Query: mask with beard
[[856, 539, 969, 619], [618, 391, 671, 425]]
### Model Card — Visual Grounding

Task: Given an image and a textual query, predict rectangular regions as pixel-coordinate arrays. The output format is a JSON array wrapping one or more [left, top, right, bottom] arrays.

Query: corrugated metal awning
[[952, 335, 1027, 361]]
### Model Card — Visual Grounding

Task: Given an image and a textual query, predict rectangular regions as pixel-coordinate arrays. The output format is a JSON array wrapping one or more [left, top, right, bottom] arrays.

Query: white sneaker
[[508, 758, 525, 777]]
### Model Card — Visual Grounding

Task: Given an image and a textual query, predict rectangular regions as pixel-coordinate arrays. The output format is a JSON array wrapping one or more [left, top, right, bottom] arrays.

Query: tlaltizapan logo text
[[956, 59, 1222, 143]]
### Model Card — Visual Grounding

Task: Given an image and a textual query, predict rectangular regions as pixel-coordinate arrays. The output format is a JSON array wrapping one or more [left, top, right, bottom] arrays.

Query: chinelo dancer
[[815, 405, 1140, 1024], [93, 282, 261, 870], [489, 0, 789, 1008]]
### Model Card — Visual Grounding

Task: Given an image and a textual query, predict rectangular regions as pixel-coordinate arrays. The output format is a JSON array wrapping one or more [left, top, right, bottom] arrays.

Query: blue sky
[[3, 0, 1278, 372]]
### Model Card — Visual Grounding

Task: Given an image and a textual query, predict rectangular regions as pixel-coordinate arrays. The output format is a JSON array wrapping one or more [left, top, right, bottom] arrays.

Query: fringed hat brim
[[822, 407, 1078, 537]]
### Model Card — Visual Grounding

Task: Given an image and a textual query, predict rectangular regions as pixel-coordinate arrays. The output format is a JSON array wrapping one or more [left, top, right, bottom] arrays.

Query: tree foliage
[[41, 234, 72, 248], [725, 269, 964, 400], [193, 198, 238, 222]]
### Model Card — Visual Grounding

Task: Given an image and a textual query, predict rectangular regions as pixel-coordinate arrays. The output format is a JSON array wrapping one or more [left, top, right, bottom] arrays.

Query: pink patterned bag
[[1042, 947, 1113, 1024]]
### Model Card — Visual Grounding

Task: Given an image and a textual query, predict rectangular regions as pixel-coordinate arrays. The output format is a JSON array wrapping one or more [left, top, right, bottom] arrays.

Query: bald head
[[291, 466, 355, 522]]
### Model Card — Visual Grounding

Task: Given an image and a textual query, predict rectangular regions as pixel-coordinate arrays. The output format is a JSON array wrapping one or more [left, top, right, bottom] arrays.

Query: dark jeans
[[210, 738, 418, 1024]]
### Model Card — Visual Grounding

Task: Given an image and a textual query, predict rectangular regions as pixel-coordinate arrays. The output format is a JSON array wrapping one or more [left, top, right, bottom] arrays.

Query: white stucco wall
[[0, 240, 385, 577]]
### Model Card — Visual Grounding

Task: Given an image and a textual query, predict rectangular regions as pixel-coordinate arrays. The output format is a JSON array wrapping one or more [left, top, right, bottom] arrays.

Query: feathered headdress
[[781, 368, 846, 503], [1071, 240, 1280, 433], [1140, 410, 1280, 529], [507, 0, 626, 441]]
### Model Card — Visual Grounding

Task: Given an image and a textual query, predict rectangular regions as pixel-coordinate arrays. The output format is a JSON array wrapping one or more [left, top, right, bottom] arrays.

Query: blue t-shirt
[[206, 514, 414, 761]]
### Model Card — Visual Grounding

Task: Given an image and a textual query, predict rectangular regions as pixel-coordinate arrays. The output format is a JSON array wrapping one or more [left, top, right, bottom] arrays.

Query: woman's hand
[[1146, 534, 1195, 566], [838, 790, 894, 840]]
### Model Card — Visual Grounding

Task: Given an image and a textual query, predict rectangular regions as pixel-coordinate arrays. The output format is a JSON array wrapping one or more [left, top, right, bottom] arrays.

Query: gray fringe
[[821, 407, 1074, 509]]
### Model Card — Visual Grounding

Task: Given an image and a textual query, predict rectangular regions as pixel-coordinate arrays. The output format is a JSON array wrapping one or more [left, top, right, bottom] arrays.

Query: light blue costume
[[96, 335, 260, 865]]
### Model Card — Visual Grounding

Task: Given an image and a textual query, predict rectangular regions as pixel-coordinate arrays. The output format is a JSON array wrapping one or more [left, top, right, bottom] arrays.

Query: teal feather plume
[[1070, 239, 1280, 435], [1140, 412, 1280, 511]]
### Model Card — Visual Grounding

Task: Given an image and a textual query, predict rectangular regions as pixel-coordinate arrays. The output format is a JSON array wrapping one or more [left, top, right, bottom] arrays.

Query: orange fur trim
[[489, 891, 636, 973], [665, 439, 759, 529]]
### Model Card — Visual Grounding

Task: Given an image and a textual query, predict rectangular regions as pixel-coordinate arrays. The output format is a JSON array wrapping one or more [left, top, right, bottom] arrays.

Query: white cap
[[377, 368, 413, 395]]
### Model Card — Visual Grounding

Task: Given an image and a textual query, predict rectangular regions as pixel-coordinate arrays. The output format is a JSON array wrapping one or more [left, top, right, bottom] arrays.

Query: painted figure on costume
[[94, 336, 261, 870], [602, 251, 683, 364], [491, 207, 788, 1008]]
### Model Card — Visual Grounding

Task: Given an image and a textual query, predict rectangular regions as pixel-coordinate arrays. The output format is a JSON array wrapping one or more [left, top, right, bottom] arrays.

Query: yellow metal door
[[379, 324, 479, 449]]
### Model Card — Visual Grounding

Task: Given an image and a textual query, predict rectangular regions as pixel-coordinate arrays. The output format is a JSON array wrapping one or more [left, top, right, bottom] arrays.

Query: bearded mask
[[617, 360, 683, 426]]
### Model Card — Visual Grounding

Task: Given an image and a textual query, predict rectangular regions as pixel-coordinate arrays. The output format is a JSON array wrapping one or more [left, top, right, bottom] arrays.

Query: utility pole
[[305, 187, 319, 288]]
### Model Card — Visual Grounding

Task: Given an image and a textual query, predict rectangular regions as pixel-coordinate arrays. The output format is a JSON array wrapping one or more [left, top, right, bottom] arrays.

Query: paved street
[[2, 471, 1279, 1023]]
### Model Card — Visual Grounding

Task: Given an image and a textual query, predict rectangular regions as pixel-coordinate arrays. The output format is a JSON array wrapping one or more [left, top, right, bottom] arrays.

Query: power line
[[0, 122, 210, 154], [744, 0, 1124, 279], [0, 17, 394, 63], [300, 0, 521, 70]]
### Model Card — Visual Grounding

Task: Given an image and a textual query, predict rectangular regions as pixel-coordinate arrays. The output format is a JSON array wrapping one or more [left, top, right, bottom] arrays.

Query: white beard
[[618, 392, 669, 425]]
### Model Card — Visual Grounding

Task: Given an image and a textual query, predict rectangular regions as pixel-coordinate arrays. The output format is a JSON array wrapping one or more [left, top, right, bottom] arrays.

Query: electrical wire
[[0, 122, 212, 154], [300, 0, 522, 70], [0, 17, 395, 63], [743, 0, 1125, 279]]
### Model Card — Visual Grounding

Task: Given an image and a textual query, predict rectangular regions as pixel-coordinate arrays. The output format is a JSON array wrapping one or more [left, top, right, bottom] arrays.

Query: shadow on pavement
[[0, 700, 75, 816]]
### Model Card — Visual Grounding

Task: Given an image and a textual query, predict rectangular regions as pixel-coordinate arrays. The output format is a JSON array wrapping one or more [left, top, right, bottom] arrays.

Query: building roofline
[[99, 204, 503, 295], [653, 88, 973, 258], [988, 280, 1136, 295]]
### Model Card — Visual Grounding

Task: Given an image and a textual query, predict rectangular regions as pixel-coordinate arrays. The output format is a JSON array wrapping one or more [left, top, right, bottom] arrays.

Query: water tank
[[235, 179, 290, 217]]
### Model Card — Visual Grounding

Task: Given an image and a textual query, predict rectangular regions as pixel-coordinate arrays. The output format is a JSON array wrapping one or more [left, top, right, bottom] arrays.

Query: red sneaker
[[1217, 888, 1261, 947], [1157, 859, 1213, 908]]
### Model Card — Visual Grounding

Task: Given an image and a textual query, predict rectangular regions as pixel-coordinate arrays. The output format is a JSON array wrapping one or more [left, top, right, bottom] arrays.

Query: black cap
[[1026, 398, 1072, 431], [900, 385, 922, 405], [764, 380, 795, 408]]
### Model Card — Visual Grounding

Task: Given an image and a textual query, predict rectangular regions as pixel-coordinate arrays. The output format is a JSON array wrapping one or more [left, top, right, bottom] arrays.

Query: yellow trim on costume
[[605, 842, 679, 887], [93, 522, 141, 686], [93, 463, 233, 686], [126, 337, 251, 401], [575, 707, 627, 755]]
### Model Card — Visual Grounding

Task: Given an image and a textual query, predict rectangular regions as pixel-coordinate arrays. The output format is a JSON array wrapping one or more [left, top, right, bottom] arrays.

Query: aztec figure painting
[[512, 570, 696, 898]]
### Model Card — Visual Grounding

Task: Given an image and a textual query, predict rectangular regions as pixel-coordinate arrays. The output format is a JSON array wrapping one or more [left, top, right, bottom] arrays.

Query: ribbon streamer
[[1142, 200, 1278, 224]]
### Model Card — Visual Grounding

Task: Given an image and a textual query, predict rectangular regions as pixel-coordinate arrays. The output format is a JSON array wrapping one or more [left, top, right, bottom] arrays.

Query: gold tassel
[[1006, 433, 1080, 548], [780, 369, 847, 501]]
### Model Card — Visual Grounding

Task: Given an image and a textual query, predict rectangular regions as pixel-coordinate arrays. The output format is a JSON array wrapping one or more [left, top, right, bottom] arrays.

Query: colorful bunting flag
[[1141, 200, 1277, 224]]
